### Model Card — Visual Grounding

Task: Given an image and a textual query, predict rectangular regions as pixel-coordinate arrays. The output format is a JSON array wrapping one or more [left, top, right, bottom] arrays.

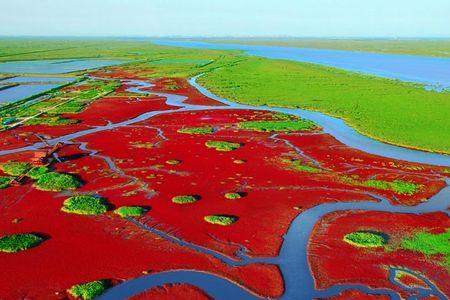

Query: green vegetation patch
[[362, 179, 422, 195], [281, 159, 322, 173], [205, 140, 241, 151], [34, 172, 81, 191], [238, 119, 317, 132], [343, 231, 388, 248], [0, 161, 30, 176], [26, 166, 50, 180], [25, 116, 77, 126], [67, 280, 111, 300], [363, 179, 391, 190], [114, 206, 147, 218], [61, 195, 108, 215], [401, 229, 450, 268], [178, 127, 214, 135], [172, 195, 199, 204], [391, 180, 422, 195], [0, 176, 11, 189], [340, 176, 422, 195], [0, 233, 44, 253], [204, 215, 239, 226], [224, 192, 242, 200]]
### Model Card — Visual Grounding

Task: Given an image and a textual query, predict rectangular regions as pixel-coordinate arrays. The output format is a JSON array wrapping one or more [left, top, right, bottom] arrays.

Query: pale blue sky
[[1, 0, 449, 37]]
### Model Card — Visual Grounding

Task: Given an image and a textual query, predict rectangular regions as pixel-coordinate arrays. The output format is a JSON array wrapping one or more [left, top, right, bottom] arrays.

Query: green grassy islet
[[61, 195, 108, 215], [0, 233, 44, 253]]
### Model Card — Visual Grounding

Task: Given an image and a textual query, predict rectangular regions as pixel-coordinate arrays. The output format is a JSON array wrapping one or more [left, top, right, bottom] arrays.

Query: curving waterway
[[101, 79, 448, 299], [1, 78, 448, 299]]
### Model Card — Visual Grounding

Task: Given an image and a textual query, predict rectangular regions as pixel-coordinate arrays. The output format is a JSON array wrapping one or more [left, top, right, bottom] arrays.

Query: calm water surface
[[0, 84, 59, 103], [0, 59, 123, 74], [0, 76, 76, 83]]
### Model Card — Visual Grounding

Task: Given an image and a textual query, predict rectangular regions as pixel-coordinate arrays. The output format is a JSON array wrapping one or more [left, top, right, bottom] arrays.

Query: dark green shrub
[[172, 195, 199, 204], [114, 206, 147, 218], [61, 195, 108, 215], [344, 231, 387, 248], [0, 176, 11, 189], [204, 215, 239, 225], [67, 280, 110, 300], [34, 172, 81, 191], [0, 233, 44, 253]]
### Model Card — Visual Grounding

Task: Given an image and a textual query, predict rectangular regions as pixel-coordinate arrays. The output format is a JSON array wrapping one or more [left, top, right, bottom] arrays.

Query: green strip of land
[[204, 38, 450, 58]]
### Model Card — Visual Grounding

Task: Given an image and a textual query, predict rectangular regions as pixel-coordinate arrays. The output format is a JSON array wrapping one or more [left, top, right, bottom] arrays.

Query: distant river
[[152, 39, 450, 89], [0, 59, 123, 74]]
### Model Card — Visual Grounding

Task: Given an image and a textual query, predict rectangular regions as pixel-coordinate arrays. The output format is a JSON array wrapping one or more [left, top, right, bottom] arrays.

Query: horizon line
[[1, 35, 450, 40]]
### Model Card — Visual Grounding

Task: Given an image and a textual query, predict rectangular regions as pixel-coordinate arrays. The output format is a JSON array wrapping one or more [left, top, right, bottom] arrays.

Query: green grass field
[[199, 57, 450, 154], [237, 119, 317, 132]]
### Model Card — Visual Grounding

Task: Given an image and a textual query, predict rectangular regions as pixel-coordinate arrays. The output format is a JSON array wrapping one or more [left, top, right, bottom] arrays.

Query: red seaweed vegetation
[[0, 70, 448, 299], [129, 284, 212, 300]]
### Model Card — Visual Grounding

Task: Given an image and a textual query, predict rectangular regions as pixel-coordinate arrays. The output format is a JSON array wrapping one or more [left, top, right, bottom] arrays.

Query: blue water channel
[[152, 39, 450, 89]]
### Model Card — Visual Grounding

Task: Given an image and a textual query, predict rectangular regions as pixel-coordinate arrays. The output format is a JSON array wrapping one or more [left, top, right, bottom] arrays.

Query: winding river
[[1, 76, 448, 299], [99, 79, 447, 299]]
